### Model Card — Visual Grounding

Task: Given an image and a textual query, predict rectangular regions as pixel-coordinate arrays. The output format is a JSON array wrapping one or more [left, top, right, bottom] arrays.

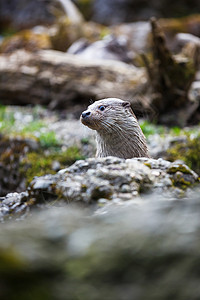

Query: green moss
[[144, 163, 152, 169], [0, 105, 60, 148], [140, 120, 165, 137], [0, 105, 15, 132], [171, 173, 193, 189], [39, 131, 59, 148], [21, 146, 85, 185], [167, 134, 200, 175], [171, 126, 182, 135], [81, 137, 90, 144], [20, 120, 45, 133], [167, 164, 193, 174]]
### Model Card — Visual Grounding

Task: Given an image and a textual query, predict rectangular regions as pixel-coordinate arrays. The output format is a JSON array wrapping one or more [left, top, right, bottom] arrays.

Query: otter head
[[81, 98, 149, 158], [80, 98, 135, 133]]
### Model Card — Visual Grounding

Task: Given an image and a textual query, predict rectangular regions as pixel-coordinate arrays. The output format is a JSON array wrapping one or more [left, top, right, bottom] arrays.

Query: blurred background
[[1, 0, 200, 28], [0, 2, 200, 300]]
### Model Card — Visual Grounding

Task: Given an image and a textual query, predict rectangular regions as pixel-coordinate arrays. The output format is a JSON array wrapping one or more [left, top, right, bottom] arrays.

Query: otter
[[80, 98, 149, 159]]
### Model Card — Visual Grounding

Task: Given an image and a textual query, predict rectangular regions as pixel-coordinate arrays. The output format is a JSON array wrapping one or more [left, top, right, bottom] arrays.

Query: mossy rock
[[21, 146, 85, 186], [0, 133, 85, 196], [0, 135, 39, 196], [167, 134, 200, 176]]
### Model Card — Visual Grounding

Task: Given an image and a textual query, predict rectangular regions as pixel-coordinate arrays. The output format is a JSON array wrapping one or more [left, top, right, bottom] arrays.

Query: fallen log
[[0, 49, 147, 112]]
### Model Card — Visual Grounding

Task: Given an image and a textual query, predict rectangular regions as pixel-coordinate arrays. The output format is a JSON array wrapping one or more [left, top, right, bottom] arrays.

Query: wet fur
[[81, 98, 149, 158]]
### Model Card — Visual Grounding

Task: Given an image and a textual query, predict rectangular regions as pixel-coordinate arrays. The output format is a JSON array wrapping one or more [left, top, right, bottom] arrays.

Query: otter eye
[[99, 105, 105, 111]]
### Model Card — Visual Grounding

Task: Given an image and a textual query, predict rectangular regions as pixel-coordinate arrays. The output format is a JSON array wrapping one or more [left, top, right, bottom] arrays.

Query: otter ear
[[122, 101, 131, 108]]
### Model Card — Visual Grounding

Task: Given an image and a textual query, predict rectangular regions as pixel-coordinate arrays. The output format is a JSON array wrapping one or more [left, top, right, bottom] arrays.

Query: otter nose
[[81, 111, 91, 118]]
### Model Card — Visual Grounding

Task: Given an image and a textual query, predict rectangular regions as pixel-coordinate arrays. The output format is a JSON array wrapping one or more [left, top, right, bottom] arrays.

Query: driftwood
[[143, 18, 200, 126], [0, 49, 147, 112]]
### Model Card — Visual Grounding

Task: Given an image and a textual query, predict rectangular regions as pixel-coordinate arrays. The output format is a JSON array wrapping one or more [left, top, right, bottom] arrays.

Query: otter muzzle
[[81, 111, 91, 118]]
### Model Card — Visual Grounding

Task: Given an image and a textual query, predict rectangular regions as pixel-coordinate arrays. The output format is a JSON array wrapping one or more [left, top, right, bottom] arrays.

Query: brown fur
[[81, 98, 149, 159]]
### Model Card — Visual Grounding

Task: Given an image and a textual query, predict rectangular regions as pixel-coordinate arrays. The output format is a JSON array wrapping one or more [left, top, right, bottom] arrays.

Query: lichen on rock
[[166, 134, 200, 176], [0, 156, 199, 222]]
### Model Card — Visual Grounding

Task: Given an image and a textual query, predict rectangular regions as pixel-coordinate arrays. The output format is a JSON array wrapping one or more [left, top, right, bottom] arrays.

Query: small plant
[[140, 120, 165, 137], [38, 131, 59, 148], [171, 126, 181, 135], [0, 105, 60, 147], [81, 137, 90, 144], [21, 120, 46, 133]]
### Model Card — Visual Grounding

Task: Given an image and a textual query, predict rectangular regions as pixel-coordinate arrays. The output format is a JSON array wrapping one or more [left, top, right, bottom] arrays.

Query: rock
[[165, 133, 200, 175], [174, 33, 200, 51], [0, 157, 199, 221], [189, 81, 200, 102], [67, 35, 133, 63], [148, 128, 200, 176], [1, 187, 200, 299], [109, 16, 200, 55], [0, 105, 97, 197], [0, 135, 39, 197], [0, 49, 147, 110], [111, 21, 151, 53], [48, 119, 96, 157], [0, 191, 30, 222], [148, 134, 188, 158]]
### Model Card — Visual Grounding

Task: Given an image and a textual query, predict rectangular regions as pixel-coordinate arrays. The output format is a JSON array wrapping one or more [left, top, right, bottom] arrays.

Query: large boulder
[[0, 157, 199, 221]]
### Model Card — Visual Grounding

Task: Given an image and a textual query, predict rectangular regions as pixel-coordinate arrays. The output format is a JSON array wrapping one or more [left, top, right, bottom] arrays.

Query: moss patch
[[167, 134, 200, 175], [21, 146, 85, 186], [0, 105, 86, 193], [140, 120, 165, 137], [0, 105, 60, 147]]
